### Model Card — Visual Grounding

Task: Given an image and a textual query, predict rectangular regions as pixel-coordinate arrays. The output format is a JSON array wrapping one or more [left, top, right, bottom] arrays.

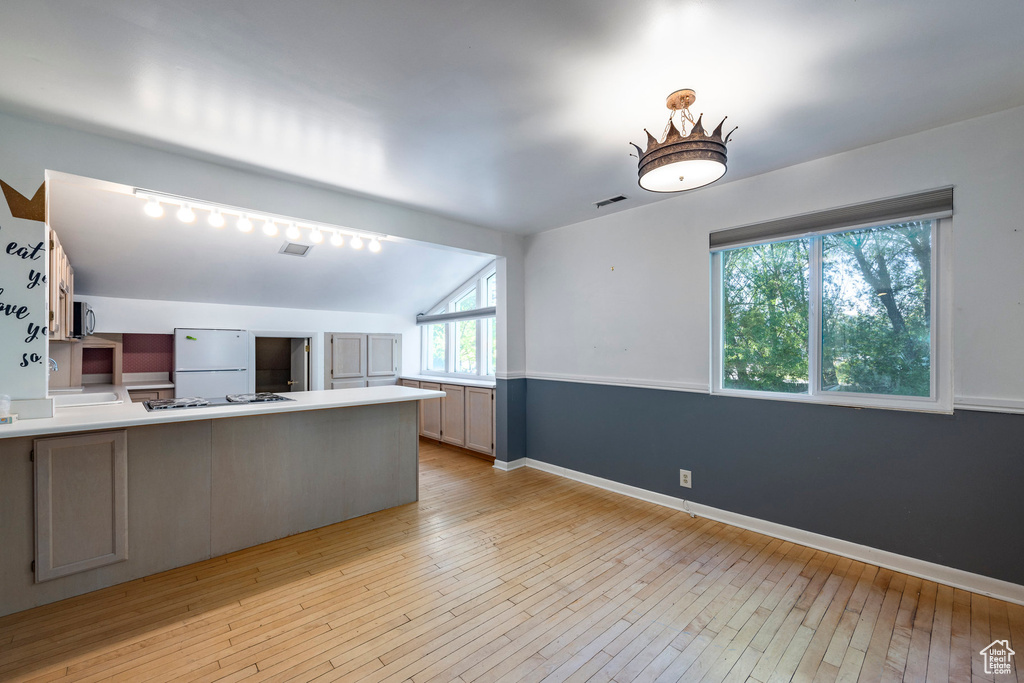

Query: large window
[[421, 265, 497, 378], [712, 218, 950, 411]]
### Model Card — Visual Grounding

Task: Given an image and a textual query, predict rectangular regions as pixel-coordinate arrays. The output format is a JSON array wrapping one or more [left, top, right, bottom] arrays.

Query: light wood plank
[[0, 440, 1017, 683]]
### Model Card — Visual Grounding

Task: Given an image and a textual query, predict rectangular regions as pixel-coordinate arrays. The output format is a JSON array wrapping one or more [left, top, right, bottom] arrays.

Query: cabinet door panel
[[331, 334, 366, 378], [465, 388, 493, 454], [419, 382, 442, 440], [440, 384, 465, 446], [366, 377, 398, 387], [400, 379, 419, 388], [367, 334, 398, 376], [34, 430, 128, 582]]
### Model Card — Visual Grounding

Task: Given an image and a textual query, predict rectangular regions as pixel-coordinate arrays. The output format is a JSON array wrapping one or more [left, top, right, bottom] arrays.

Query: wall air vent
[[595, 195, 627, 209], [279, 242, 312, 257]]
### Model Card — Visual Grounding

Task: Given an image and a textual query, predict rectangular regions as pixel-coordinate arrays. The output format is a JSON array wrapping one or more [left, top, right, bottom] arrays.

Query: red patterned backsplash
[[82, 347, 113, 374], [123, 333, 173, 373]]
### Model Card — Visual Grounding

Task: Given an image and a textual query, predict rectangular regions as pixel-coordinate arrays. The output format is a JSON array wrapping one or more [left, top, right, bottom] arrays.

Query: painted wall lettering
[[0, 214, 50, 399], [20, 352, 43, 367], [5, 240, 45, 260], [25, 321, 46, 344]]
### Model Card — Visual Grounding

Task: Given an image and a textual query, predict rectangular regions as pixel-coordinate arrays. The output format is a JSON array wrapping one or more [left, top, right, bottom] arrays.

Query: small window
[[421, 265, 497, 378], [820, 222, 932, 396], [487, 272, 497, 307], [722, 239, 810, 393], [425, 320, 446, 373]]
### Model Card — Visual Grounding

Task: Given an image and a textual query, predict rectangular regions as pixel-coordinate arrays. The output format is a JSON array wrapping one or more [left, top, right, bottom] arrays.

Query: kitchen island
[[0, 385, 443, 617]]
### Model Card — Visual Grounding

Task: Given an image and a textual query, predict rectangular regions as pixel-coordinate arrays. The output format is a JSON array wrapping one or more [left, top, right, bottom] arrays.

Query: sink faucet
[[48, 358, 58, 373]]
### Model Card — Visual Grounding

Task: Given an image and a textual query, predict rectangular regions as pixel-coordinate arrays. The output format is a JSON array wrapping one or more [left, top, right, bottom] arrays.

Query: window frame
[[710, 217, 952, 413], [420, 263, 497, 379]]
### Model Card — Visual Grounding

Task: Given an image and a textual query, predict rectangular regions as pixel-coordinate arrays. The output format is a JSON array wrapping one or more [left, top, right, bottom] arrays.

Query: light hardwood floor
[[0, 440, 1020, 682]]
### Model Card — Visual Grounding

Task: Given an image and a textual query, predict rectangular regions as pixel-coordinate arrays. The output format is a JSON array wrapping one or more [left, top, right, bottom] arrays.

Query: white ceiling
[[47, 173, 494, 316], [3, 1, 1024, 234]]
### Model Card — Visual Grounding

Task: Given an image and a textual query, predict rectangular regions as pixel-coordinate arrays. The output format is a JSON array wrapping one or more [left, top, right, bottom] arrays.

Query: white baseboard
[[496, 457, 1024, 606], [492, 458, 527, 471]]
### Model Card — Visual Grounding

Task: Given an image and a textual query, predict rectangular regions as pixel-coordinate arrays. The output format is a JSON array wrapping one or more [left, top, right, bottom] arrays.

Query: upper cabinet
[[331, 333, 366, 379], [329, 333, 401, 389], [47, 227, 74, 341], [367, 334, 399, 378]]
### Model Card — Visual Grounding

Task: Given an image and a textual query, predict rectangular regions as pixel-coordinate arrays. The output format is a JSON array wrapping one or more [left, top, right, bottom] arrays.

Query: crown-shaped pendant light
[[631, 89, 737, 192]]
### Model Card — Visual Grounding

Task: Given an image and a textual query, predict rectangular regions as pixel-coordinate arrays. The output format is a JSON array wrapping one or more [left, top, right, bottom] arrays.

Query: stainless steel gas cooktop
[[143, 393, 295, 411]]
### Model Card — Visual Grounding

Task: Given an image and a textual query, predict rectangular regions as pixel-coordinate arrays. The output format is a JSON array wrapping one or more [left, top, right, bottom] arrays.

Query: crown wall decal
[[1, 179, 46, 222]]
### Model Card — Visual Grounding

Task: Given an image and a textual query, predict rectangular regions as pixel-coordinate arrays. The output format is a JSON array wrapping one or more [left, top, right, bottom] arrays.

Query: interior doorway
[[255, 336, 310, 393]]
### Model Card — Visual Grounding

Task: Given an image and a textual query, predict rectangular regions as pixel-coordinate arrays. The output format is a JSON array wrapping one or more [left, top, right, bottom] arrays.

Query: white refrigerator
[[173, 328, 250, 398]]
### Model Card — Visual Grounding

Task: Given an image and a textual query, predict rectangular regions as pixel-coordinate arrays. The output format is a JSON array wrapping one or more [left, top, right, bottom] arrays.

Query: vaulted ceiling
[[2, 1, 1023, 235]]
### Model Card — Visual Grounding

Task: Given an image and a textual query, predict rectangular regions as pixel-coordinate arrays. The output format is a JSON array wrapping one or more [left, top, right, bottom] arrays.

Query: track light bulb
[[350, 235, 364, 250], [263, 219, 278, 236], [177, 204, 196, 223], [237, 214, 253, 232], [144, 198, 164, 218], [310, 228, 324, 244], [286, 223, 300, 240], [368, 238, 382, 253], [208, 208, 225, 228], [330, 232, 344, 247]]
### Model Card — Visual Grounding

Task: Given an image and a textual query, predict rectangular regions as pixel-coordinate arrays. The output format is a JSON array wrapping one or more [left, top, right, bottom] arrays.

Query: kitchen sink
[[51, 392, 123, 407]]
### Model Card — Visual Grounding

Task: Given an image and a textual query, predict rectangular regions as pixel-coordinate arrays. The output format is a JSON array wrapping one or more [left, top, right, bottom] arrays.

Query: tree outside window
[[719, 220, 933, 401]]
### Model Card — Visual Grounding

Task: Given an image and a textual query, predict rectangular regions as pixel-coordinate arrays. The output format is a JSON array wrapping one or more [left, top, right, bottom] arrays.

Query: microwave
[[73, 301, 96, 338]]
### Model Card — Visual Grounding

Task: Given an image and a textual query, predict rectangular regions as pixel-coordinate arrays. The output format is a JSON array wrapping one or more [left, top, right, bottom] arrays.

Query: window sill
[[710, 387, 953, 414]]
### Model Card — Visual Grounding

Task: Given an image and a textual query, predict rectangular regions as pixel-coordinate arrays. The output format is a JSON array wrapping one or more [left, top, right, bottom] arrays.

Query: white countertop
[[0, 386, 445, 440], [401, 374, 496, 389], [122, 381, 175, 390]]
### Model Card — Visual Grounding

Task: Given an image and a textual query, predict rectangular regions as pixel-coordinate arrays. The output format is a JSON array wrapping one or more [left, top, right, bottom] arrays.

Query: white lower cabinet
[[407, 379, 494, 456], [465, 387, 494, 454], [33, 430, 128, 582], [440, 384, 466, 446], [418, 382, 442, 440]]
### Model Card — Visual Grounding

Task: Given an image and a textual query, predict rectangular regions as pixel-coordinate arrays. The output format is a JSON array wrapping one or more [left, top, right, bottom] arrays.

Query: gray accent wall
[[495, 378, 527, 462], [525, 378, 1024, 585]]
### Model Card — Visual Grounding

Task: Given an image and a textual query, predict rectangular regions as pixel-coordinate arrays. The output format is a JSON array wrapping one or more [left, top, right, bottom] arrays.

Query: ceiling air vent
[[595, 195, 627, 209], [279, 242, 312, 257]]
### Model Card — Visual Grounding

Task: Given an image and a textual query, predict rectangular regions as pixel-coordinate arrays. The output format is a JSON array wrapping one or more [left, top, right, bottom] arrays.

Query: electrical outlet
[[679, 469, 692, 488]]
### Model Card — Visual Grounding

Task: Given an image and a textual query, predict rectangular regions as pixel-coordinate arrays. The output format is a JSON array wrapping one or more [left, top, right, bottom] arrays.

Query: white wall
[[86, 295, 419, 391], [524, 104, 1024, 409]]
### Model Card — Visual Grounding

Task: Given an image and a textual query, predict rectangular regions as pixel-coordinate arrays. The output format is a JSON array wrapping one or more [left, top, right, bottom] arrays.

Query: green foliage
[[722, 221, 931, 397], [822, 222, 931, 396], [723, 240, 810, 392]]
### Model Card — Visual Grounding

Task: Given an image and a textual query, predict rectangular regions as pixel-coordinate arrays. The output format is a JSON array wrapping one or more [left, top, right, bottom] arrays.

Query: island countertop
[[0, 385, 445, 439]]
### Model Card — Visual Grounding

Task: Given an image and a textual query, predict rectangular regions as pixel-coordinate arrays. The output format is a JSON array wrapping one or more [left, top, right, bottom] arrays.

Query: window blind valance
[[416, 306, 496, 326], [709, 186, 953, 251]]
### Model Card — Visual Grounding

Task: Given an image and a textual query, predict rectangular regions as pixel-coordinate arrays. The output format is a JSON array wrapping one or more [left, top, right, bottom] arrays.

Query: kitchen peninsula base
[[0, 400, 419, 618]]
